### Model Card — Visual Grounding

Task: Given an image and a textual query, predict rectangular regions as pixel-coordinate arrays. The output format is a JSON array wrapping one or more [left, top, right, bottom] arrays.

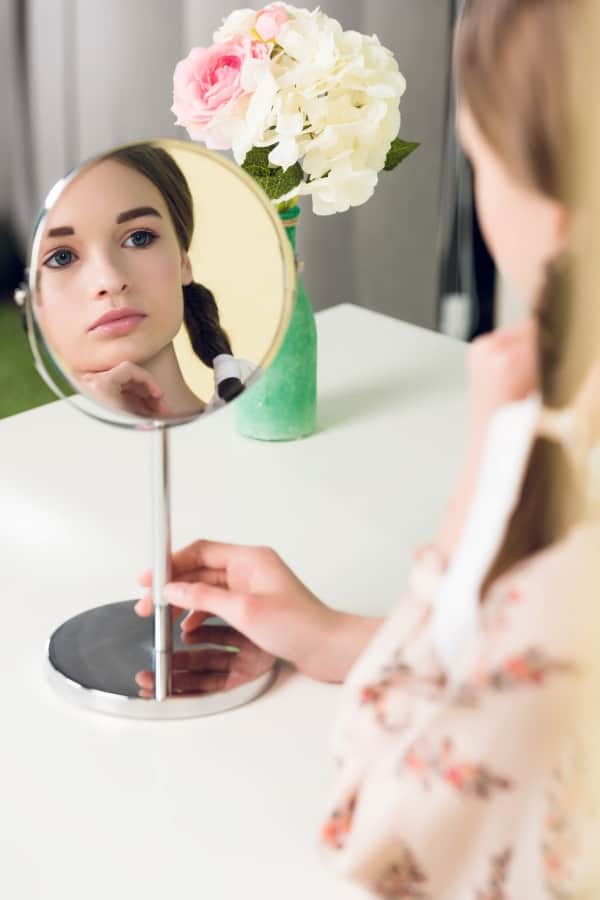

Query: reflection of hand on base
[[79, 360, 172, 417], [134, 628, 276, 698]]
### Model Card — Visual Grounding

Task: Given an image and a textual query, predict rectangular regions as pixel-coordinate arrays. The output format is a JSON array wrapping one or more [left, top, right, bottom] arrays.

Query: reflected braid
[[182, 281, 244, 401]]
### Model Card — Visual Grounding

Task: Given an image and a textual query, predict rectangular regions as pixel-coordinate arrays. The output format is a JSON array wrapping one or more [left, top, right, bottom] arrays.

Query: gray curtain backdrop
[[5, 0, 452, 328]]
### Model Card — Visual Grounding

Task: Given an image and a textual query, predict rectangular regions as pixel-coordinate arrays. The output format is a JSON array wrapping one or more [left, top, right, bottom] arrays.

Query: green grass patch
[[0, 298, 57, 418]]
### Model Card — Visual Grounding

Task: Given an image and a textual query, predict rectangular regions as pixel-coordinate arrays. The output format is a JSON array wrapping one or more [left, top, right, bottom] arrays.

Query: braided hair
[[481, 261, 583, 595], [103, 143, 243, 401]]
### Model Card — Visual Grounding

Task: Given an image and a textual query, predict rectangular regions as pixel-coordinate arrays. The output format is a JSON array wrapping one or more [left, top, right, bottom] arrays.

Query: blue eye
[[124, 229, 156, 248], [45, 248, 77, 269]]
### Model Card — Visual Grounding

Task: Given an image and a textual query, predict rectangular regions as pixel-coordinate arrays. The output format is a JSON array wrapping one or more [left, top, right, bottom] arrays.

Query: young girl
[[136, 0, 600, 895]]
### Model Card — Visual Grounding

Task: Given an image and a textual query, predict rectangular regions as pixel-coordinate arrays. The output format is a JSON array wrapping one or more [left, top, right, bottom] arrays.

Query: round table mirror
[[16, 139, 296, 718]]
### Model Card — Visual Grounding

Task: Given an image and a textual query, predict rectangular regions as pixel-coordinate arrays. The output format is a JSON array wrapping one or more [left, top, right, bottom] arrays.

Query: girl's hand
[[467, 316, 539, 429], [135, 540, 382, 683], [79, 361, 172, 417]]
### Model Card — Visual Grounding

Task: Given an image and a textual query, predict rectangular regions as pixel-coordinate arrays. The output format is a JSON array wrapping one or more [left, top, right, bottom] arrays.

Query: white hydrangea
[[193, 4, 408, 215], [213, 9, 258, 43]]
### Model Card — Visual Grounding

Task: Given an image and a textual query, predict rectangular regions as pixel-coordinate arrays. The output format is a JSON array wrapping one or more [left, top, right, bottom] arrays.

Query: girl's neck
[[143, 342, 205, 416]]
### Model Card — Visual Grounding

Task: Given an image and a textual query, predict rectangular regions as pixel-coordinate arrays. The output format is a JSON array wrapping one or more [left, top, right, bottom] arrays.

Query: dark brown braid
[[102, 143, 243, 401], [182, 282, 244, 401], [481, 260, 583, 596]]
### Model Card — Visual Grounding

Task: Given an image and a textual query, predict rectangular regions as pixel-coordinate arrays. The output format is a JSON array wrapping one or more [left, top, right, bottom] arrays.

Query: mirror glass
[[26, 139, 295, 427]]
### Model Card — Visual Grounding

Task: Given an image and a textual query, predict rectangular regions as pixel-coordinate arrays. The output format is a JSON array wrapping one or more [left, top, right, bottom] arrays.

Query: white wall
[[14, 0, 452, 328], [356, 0, 451, 329], [0, 0, 12, 219]]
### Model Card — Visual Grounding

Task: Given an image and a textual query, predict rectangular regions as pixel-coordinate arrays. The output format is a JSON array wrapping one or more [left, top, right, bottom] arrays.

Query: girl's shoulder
[[480, 518, 600, 661]]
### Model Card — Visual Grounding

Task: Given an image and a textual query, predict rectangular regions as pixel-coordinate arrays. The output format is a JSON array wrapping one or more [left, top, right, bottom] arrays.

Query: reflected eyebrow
[[47, 226, 75, 237], [44, 206, 162, 239], [116, 206, 162, 224]]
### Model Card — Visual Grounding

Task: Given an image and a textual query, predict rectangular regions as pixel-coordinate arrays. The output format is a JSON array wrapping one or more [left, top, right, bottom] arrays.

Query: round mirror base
[[46, 600, 277, 720]]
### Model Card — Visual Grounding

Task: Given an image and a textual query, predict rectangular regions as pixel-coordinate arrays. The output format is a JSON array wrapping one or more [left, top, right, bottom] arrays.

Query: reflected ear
[[181, 251, 193, 286]]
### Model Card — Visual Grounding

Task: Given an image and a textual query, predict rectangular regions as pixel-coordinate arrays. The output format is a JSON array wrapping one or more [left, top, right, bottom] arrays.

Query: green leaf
[[242, 144, 304, 200], [384, 138, 420, 171]]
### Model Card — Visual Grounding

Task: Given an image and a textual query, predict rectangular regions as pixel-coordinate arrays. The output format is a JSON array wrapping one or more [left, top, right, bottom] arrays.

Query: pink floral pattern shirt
[[319, 523, 600, 899]]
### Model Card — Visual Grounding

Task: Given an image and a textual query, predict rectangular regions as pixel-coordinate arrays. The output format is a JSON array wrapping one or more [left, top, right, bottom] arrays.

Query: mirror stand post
[[152, 427, 173, 701], [45, 418, 277, 719]]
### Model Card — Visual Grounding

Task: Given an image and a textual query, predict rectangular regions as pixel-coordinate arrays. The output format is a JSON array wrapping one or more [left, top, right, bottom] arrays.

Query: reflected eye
[[44, 248, 77, 269], [123, 229, 156, 249]]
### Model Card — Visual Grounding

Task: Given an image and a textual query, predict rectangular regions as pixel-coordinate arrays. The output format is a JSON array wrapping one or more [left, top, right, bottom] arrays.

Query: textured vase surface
[[234, 205, 317, 440]]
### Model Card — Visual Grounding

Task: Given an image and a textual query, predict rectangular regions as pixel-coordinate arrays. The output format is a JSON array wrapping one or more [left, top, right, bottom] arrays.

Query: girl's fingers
[[137, 566, 226, 589], [163, 581, 229, 616], [139, 569, 152, 587], [133, 593, 184, 620], [135, 568, 226, 609], [171, 567, 227, 587], [163, 582, 243, 626], [139, 378, 163, 399], [133, 595, 152, 616], [120, 366, 162, 395], [170, 540, 239, 578]]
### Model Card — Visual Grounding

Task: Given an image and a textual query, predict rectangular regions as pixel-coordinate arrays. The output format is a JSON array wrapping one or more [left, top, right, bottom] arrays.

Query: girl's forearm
[[304, 610, 385, 683]]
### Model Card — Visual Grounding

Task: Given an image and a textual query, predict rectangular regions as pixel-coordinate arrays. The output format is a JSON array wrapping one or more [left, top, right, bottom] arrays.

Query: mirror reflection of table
[[0, 303, 467, 900]]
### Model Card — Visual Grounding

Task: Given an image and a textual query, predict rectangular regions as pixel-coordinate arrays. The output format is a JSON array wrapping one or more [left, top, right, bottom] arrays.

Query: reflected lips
[[89, 308, 146, 336]]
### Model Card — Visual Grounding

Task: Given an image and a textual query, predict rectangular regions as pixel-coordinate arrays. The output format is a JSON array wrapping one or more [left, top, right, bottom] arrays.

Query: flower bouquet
[[171, 3, 418, 437]]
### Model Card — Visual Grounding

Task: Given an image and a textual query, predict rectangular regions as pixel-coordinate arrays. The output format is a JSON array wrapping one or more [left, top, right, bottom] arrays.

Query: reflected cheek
[[35, 286, 84, 362], [139, 252, 181, 290], [139, 255, 185, 326]]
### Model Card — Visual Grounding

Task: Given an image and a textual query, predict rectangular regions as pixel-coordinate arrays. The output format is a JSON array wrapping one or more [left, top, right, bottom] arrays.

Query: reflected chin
[[85, 332, 168, 371]]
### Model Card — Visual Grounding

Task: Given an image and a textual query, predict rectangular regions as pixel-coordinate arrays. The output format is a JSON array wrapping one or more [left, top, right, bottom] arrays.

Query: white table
[[0, 304, 467, 900]]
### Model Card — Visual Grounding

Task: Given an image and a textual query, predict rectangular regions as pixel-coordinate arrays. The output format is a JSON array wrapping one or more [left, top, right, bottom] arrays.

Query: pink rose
[[255, 4, 290, 42], [172, 39, 269, 149]]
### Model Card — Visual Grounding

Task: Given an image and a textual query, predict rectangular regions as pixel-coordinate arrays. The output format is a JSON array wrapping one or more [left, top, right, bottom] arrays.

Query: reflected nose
[[92, 257, 128, 300]]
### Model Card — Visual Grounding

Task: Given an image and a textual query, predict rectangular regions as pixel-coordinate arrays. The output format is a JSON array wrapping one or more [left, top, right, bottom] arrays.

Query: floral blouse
[[319, 523, 600, 899]]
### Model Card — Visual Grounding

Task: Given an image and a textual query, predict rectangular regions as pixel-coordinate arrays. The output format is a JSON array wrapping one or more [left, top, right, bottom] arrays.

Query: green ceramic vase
[[234, 205, 317, 440]]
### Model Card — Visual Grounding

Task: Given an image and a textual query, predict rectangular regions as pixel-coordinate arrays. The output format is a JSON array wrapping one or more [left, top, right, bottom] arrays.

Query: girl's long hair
[[454, 0, 594, 592]]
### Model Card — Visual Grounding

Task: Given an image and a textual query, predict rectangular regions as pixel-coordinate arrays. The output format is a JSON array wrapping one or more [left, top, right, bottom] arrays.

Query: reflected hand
[[135, 628, 276, 698], [135, 540, 378, 683], [79, 361, 172, 417]]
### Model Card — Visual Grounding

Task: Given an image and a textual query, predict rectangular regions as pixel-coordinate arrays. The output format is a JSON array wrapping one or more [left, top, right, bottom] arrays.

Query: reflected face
[[36, 159, 192, 374]]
